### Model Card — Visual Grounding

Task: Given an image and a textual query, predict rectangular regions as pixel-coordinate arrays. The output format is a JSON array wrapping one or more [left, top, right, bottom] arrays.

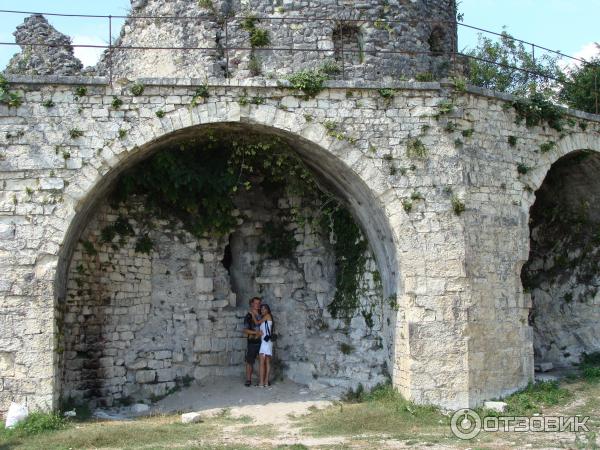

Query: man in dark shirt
[[243, 296, 262, 386]]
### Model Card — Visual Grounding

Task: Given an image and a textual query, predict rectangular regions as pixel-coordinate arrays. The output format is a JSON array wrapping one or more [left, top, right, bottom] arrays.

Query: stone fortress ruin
[[0, 0, 599, 416]]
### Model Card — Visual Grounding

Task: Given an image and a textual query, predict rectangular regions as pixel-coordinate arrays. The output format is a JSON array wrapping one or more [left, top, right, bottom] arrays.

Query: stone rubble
[[4, 14, 83, 76]]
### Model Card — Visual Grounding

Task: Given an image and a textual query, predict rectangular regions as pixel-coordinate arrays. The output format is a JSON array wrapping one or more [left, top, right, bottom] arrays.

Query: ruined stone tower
[[1, 0, 600, 417], [98, 0, 457, 80]]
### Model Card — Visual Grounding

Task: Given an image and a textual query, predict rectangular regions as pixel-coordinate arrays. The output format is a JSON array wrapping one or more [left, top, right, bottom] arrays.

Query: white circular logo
[[450, 408, 482, 440]]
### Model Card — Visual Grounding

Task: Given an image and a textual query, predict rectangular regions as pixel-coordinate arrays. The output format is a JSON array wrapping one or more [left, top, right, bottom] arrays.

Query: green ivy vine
[[109, 130, 379, 320]]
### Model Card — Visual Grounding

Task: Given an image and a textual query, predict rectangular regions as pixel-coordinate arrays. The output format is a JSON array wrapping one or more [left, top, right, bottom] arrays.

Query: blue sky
[[0, 0, 598, 68]]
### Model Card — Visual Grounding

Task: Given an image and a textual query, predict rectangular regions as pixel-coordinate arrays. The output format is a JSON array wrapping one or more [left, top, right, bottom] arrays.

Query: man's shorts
[[245, 341, 261, 364]]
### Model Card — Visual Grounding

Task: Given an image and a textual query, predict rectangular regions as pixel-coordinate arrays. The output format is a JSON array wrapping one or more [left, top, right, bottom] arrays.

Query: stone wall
[[61, 183, 389, 407], [0, 75, 599, 415]]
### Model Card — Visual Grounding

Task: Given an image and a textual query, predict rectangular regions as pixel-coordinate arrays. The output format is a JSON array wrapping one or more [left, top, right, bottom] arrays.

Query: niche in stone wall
[[427, 25, 445, 56], [332, 23, 363, 65], [522, 150, 600, 370], [59, 128, 393, 408]]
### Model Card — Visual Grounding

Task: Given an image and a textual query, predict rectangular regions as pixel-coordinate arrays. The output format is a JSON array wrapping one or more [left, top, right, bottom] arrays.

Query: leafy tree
[[559, 54, 600, 114], [464, 29, 564, 99]]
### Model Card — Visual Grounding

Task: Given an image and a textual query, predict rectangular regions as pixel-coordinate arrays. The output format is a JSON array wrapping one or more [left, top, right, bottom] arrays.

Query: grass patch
[[297, 383, 448, 441], [0, 413, 255, 450], [581, 352, 600, 382], [0, 412, 67, 440], [482, 381, 571, 417]]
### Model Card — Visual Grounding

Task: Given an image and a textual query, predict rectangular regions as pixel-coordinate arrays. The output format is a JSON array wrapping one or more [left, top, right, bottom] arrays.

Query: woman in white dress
[[257, 303, 274, 388]]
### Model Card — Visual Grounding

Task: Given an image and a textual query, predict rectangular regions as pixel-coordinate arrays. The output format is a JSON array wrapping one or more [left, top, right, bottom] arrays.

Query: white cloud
[[560, 41, 600, 72], [72, 35, 107, 68]]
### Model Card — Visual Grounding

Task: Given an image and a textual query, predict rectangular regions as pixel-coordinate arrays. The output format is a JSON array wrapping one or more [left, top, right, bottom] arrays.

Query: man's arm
[[242, 314, 260, 338], [243, 328, 260, 338]]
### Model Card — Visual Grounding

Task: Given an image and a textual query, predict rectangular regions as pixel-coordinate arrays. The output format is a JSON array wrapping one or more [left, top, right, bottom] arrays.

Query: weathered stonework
[[61, 188, 389, 408], [1, 0, 600, 418], [95, 0, 456, 80], [5, 15, 83, 76], [523, 151, 600, 368], [0, 73, 598, 416]]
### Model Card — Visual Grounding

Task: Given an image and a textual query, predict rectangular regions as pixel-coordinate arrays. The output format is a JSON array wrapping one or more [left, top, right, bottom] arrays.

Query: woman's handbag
[[263, 320, 278, 342]]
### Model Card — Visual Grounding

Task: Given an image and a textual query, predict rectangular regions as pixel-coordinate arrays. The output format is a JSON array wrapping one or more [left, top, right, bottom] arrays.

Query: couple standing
[[243, 297, 274, 388]]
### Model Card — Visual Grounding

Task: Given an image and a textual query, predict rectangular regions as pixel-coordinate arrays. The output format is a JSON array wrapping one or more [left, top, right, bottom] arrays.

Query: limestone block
[[484, 401, 507, 413], [181, 412, 203, 424], [0, 352, 15, 377], [156, 368, 174, 382], [193, 337, 211, 353], [135, 370, 156, 384], [154, 350, 172, 360], [131, 403, 150, 413], [39, 178, 64, 190]]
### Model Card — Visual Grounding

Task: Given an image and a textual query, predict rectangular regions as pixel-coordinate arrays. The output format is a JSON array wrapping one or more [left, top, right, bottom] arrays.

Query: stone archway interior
[[59, 127, 394, 407], [522, 150, 600, 369]]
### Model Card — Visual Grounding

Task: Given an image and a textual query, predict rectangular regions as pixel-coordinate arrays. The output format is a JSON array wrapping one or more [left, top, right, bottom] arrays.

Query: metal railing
[[0, 8, 597, 113]]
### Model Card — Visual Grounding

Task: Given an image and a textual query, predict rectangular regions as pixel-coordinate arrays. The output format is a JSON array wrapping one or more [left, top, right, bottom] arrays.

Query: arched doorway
[[522, 149, 600, 371], [54, 122, 399, 408]]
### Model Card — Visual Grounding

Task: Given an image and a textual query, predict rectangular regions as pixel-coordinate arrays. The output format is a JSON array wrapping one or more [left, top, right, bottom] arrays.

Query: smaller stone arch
[[521, 139, 600, 372]]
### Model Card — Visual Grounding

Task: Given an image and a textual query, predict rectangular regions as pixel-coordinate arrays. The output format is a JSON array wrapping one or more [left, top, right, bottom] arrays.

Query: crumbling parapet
[[4, 14, 83, 76]]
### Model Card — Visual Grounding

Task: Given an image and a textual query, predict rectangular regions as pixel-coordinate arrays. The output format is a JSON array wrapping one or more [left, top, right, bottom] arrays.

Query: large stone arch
[[49, 103, 411, 406], [55, 103, 402, 306], [521, 137, 600, 371]]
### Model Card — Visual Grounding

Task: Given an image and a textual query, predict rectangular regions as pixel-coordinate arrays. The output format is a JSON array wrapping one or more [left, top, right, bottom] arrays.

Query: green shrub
[[74, 86, 87, 98], [130, 83, 145, 96], [415, 72, 435, 82], [191, 85, 210, 106], [0, 75, 23, 108], [287, 69, 328, 98], [451, 195, 465, 215], [69, 128, 84, 139], [248, 55, 262, 76], [512, 93, 565, 132], [377, 88, 395, 99], [135, 235, 154, 254], [581, 352, 600, 382], [111, 96, 123, 109], [249, 28, 270, 48], [406, 138, 427, 159], [339, 343, 355, 355], [540, 141, 556, 153], [2, 412, 67, 438]]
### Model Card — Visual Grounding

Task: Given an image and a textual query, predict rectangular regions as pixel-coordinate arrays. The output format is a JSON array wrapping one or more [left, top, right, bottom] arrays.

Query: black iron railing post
[[340, 20, 345, 80], [224, 17, 229, 78], [108, 15, 113, 85], [595, 70, 598, 115]]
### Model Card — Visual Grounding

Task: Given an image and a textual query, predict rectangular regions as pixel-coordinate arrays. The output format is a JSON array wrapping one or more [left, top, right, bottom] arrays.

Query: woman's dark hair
[[261, 304, 274, 332]]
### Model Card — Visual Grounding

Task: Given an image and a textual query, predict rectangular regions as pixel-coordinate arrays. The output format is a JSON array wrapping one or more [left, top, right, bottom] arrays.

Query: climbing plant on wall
[[109, 130, 381, 320]]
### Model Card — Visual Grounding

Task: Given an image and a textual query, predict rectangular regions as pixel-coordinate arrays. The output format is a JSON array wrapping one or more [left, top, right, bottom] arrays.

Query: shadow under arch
[[522, 148, 600, 369], [54, 120, 399, 310]]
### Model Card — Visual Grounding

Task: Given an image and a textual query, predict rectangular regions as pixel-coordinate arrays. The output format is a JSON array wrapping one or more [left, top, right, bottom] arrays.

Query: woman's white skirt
[[259, 340, 273, 356]]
